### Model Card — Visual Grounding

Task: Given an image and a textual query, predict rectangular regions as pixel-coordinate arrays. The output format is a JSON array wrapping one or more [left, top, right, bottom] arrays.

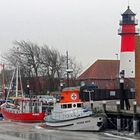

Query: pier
[[88, 99, 140, 134]]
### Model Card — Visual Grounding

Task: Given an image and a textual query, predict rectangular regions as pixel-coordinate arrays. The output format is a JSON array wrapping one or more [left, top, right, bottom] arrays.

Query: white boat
[[44, 87, 106, 131]]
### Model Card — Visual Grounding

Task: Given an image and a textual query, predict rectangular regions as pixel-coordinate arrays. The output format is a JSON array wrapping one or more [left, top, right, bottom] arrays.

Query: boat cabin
[[1, 97, 43, 114], [60, 87, 81, 103], [50, 101, 91, 121], [16, 98, 42, 113]]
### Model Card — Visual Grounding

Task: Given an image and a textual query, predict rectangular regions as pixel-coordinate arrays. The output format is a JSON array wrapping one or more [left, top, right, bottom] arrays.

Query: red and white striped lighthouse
[[118, 6, 139, 78]]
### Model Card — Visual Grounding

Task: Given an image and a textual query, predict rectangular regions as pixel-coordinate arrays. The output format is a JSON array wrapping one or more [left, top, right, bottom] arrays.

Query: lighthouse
[[118, 6, 139, 78]]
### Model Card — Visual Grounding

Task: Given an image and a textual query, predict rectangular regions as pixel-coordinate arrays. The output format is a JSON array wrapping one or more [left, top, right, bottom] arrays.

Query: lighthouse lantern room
[[118, 6, 139, 78]]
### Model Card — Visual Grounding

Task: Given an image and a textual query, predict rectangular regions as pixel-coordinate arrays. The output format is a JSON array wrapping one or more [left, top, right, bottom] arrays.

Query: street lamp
[[119, 70, 130, 110], [120, 70, 125, 109], [115, 53, 119, 60]]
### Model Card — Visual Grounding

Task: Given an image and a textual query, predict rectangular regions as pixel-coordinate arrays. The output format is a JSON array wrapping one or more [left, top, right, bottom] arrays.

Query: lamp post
[[115, 53, 118, 60], [120, 70, 130, 110], [120, 70, 125, 110]]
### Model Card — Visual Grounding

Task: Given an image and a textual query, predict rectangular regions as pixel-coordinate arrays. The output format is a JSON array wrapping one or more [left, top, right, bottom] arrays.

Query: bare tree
[[40, 45, 66, 91], [13, 41, 42, 77], [3, 40, 83, 93]]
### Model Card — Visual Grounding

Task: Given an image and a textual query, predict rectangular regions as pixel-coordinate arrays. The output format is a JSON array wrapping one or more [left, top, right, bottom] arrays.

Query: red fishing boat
[[0, 61, 46, 122], [1, 97, 45, 122]]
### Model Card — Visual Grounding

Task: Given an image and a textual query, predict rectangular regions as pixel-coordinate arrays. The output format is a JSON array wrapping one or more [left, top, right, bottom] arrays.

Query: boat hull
[[45, 115, 105, 131], [1, 108, 45, 122]]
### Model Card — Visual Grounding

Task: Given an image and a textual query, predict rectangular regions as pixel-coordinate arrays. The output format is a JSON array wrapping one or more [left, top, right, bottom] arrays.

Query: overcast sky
[[0, 0, 140, 70]]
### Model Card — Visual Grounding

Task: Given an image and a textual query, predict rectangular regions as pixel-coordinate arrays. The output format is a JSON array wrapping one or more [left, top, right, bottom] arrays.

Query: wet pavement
[[0, 120, 138, 140]]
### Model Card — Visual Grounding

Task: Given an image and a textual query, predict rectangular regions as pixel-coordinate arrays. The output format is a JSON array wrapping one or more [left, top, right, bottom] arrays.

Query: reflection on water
[[0, 121, 139, 140]]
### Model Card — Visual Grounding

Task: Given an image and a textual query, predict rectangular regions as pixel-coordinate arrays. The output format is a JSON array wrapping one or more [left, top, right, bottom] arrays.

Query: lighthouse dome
[[122, 6, 135, 15], [121, 6, 136, 25]]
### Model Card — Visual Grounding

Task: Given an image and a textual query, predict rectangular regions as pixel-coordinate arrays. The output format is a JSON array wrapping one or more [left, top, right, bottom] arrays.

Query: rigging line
[[6, 68, 16, 101]]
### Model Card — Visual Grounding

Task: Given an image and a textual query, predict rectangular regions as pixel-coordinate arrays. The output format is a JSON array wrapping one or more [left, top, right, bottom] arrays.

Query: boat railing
[[6, 107, 21, 114]]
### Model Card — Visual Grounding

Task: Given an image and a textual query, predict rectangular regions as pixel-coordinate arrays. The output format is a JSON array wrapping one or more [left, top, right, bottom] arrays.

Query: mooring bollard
[[116, 101, 121, 113], [133, 101, 138, 134], [117, 117, 121, 131], [116, 101, 121, 131], [102, 101, 106, 113], [133, 101, 137, 114], [133, 120, 138, 134]]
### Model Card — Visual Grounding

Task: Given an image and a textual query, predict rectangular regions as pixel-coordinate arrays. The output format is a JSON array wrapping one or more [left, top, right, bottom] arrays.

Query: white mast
[[15, 62, 19, 97], [19, 64, 23, 97]]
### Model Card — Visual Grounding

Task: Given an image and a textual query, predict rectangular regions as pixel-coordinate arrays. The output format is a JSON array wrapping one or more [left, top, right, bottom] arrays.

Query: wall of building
[[135, 35, 140, 105]]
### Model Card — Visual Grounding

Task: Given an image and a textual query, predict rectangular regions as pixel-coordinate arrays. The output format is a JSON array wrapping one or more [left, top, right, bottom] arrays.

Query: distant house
[[77, 59, 135, 89]]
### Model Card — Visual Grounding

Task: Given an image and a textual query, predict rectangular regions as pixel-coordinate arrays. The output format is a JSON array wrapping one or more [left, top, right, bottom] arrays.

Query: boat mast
[[19, 65, 23, 97], [15, 62, 19, 97], [66, 51, 69, 87], [1, 64, 5, 99]]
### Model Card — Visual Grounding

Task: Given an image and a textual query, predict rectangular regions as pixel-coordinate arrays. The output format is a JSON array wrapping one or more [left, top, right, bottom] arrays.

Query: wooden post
[[90, 101, 94, 114], [133, 101, 138, 134], [126, 119, 131, 131], [117, 101, 121, 113], [116, 101, 121, 131], [102, 101, 106, 113]]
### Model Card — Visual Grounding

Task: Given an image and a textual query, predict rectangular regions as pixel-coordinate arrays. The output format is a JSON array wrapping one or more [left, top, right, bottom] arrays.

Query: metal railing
[[118, 27, 140, 35], [119, 19, 138, 25]]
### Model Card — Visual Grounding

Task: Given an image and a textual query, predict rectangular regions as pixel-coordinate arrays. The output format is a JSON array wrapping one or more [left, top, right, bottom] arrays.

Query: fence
[[79, 89, 135, 101]]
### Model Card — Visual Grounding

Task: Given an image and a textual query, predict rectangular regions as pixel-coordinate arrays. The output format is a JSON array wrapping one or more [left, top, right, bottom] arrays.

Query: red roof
[[78, 60, 120, 80]]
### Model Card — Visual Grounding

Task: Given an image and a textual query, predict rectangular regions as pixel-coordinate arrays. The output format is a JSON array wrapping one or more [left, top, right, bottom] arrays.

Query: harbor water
[[0, 120, 139, 140]]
